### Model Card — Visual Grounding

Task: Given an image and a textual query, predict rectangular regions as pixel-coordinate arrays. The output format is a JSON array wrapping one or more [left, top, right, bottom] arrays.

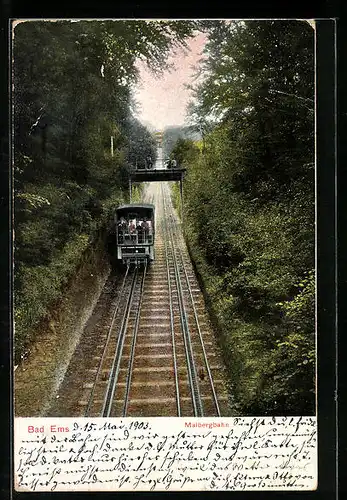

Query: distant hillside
[[162, 125, 202, 157]]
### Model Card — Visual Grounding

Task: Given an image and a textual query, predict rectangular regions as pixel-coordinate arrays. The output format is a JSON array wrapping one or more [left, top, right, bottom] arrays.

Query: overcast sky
[[133, 32, 207, 132]]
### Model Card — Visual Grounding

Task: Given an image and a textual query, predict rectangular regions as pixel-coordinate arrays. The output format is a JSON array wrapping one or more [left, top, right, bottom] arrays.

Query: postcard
[[12, 18, 319, 492]]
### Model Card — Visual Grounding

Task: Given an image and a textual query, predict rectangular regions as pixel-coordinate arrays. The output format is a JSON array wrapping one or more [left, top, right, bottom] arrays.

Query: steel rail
[[84, 264, 131, 416], [161, 186, 182, 417], [162, 184, 204, 417], [121, 262, 147, 417], [101, 268, 139, 417], [168, 193, 221, 416]]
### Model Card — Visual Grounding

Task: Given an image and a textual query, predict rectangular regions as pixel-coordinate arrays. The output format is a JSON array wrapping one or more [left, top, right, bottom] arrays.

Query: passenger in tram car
[[117, 221, 123, 244], [141, 218, 150, 241], [142, 218, 149, 230], [136, 220, 143, 243], [129, 219, 137, 242], [117, 217, 127, 243], [129, 219, 136, 233]]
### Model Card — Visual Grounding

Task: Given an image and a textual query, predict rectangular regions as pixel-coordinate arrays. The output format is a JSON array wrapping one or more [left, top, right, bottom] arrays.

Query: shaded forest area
[[169, 20, 315, 415], [14, 19, 315, 417], [13, 20, 197, 361]]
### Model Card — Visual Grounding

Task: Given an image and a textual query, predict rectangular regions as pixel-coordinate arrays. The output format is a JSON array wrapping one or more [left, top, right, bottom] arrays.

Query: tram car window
[[114, 204, 155, 266]]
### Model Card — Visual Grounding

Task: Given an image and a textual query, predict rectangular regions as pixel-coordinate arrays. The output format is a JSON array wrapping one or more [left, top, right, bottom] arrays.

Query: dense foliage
[[13, 20, 196, 360], [162, 125, 201, 163], [171, 20, 315, 415], [14, 19, 315, 416]]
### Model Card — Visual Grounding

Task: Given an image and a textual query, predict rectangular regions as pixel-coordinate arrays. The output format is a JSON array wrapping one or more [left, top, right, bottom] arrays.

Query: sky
[[133, 32, 207, 132]]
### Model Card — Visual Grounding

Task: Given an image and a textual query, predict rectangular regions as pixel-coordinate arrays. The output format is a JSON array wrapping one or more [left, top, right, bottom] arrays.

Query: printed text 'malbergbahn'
[[185, 422, 230, 429]]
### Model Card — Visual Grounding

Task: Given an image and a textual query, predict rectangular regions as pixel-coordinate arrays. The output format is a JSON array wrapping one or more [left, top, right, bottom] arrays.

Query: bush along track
[[169, 20, 315, 416], [13, 20, 197, 364], [14, 20, 315, 416]]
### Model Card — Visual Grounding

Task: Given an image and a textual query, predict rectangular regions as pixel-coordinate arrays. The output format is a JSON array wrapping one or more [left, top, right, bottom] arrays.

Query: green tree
[[170, 137, 200, 168], [124, 117, 157, 169], [13, 20, 197, 360], [177, 20, 315, 415]]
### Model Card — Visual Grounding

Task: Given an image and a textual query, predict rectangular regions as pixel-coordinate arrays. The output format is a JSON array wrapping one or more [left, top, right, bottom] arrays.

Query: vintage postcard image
[[12, 18, 317, 491]]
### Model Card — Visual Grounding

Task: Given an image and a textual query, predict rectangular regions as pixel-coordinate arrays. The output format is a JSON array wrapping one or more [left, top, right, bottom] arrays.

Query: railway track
[[84, 264, 147, 417], [50, 182, 231, 417], [161, 182, 222, 416]]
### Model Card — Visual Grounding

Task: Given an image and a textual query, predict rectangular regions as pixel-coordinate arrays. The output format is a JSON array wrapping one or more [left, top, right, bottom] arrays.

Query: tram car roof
[[116, 203, 155, 217]]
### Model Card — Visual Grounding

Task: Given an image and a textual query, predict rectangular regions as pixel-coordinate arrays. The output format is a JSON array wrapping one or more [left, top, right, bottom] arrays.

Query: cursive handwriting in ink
[[14, 417, 317, 492]]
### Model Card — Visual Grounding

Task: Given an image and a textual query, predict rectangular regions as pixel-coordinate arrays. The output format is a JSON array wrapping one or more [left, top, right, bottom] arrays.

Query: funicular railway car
[[114, 204, 155, 265]]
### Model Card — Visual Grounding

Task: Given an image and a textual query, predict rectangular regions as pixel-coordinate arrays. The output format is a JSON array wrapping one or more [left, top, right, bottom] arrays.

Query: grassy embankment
[[14, 183, 145, 364], [171, 176, 315, 416]]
